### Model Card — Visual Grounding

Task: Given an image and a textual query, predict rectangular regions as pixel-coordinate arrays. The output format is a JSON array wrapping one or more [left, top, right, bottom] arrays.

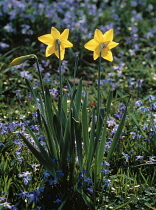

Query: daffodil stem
[[58, 41, 62, 100], [57, 40, 63, 145], [34, 55, 45, 100], [97, 54, 102, 119], [59, 60, 62, 99], [74, 54, 79, 90]]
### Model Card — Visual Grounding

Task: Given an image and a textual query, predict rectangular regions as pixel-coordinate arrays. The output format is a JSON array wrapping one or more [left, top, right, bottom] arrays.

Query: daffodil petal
[[51, 27, 60, 39], [38, 34, 54, 45], [45, 44, 55, 57], [60, 29, 69, 40], [62, 40, 73, 48], [103, 29, 113, 42], [108, 41, 119, 49], [55, 47, 65, 60], [102, 50, 113, 62], [93, 47, 100, 60], [60, 49, 65, 60], [84, 39, 99, 51], [101, 48, 108, 57], [94, 29, 103, 43]]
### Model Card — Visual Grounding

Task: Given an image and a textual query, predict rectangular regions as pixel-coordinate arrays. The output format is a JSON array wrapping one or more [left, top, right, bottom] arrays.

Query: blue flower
[[86, 187, 94, 194], [11, 203, 18, 210], [18, 171, 32, 185], [0, 197, 6, 202], [134, 100, 143, 108], [122, 152, 130, 162], [148, 95, 155, 102], [18, 190, 28, 200], [20, 71, 33, 80], [0, 202, 12, 209], [107, 117, 116, 127], [103, 179, 110, 190], [37, 187, 44, 193], [149, 156, 156, 163], [24, 190, 41, 204], [0, 142, 5, 146], [151, 102, 156, 110], [84, 176, 92, 185], [101, 161, 110, 167], [49, 88, 58, 98], [144, 138, 150, 142], [56, 170, 64, 177], [136, 155, 144, 161], [100, 169, 110, 174], [54, 199, 62, 204]]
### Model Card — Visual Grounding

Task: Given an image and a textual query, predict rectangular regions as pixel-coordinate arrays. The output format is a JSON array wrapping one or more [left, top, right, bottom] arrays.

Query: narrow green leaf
[[68, 112, 77, 183], [70, 89, 77, 110], [53, 114, 61, 142], [100, 107, 105, 121], [35, 56, 45, 100], [3, 46, 21, 58], [106, 90, 113, 114], [62, 94, 68, 115], [87, 108, 95, 174], [25, 78, 38, 105], [77, 189, 94, 209], [139, 168, 147, 184], [66, 79, 73, 97], [74, 117, 83, 171], [129, 112, 147, 138], [113, 198, 133, 210], [75, 79, 82, 117], [45, 88, 59, 157], [24, 125, 57, 169], [134, 143, 151, 154], [41, 115, 58, 160], [96, 121, 106, 175], [19, 133, 55, 175], [82, 92, 89, 157], [38, 93, 46, 119], [95, 108, 104, 152], [25, 125, 48, 156], [61, 112, 71, 173], [57, 200, 66, 210], [145, 203, 156, 210], [106, 106, 127, 164]]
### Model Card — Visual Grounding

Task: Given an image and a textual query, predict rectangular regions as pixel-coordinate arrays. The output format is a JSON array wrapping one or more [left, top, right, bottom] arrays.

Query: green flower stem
[[97, 54, 102, 120], [57, 39, 62, 100], [74, 53, 79, 91], [57, 39, 63, 144], [34, 55, 45, 100]]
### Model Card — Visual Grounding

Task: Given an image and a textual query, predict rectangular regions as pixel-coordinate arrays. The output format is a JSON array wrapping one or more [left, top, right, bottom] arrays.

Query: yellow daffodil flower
[[38, 27, 73, 60], [84, 29, 119, 62]]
